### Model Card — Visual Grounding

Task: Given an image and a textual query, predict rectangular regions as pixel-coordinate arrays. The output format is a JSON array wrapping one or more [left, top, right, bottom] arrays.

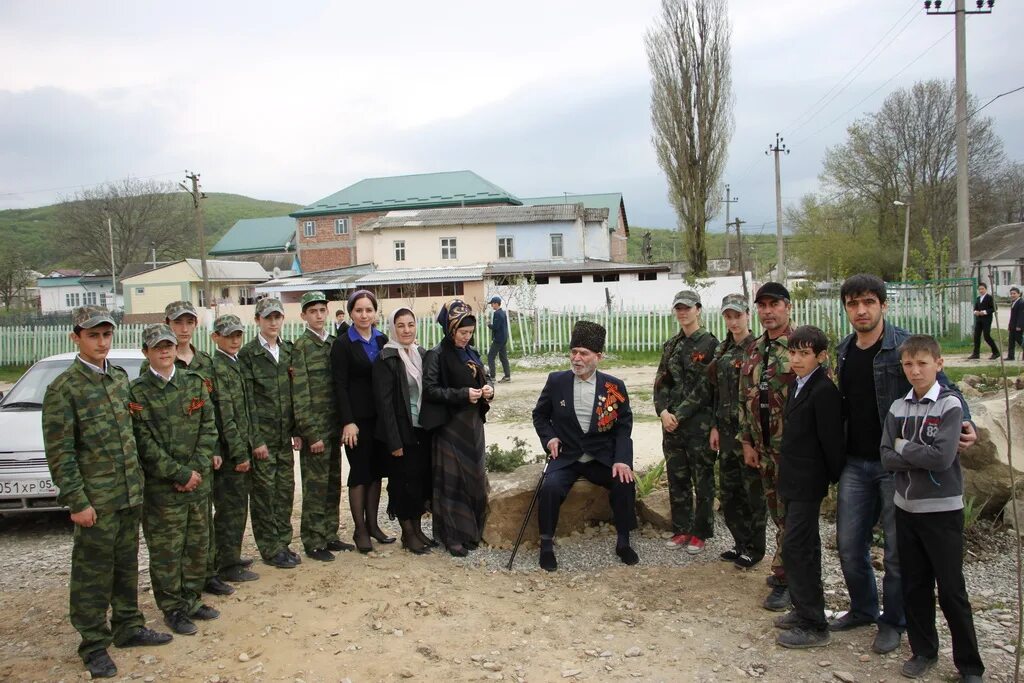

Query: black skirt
[[386, 428, 432, 521], [345, 418, 388, 486]]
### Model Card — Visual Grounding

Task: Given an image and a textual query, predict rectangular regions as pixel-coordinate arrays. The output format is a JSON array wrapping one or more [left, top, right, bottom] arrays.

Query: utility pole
[[179, 171, 211, 311], [720, 184, 739, 262], [766, 133, 789, 282], [925, 0, 994, 274], [103, 206, 117, 310], [732, 217, 748, 300]]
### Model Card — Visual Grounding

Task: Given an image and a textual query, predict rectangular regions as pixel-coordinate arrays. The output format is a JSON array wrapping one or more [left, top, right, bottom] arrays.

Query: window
[[1004, 270, 1011, 286], [394, 240, 406, 262], [593, 273, 619, 283], [638, 271, 657, 281], [560, 274, 582, 284], [238, 287, 255, 305], [65, 293, 81, 307], [498, 236, 514, 259], [135, 287, 145, 295], [335, 218, 350, 236], [534, 275, 550, 285], [198, 289, 206, 307], [440, 237, 457, 260], [84, 292, 98, 305], [303, 220, 316, 238], [551, 233, 564, 258]]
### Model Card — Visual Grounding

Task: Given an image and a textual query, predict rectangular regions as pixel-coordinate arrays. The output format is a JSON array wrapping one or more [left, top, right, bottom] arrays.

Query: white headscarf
[[384, 308, 422, 397]]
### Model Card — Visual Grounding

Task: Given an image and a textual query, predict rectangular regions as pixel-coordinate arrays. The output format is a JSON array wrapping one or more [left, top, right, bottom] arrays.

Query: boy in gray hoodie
[[880, 335, 983, 682]]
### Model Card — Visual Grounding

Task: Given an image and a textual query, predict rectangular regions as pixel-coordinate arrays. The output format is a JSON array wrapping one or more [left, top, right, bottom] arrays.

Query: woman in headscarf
[[330, 289, 394, 553], [372, 307, 434, 554], [420, 300, 494, 557]]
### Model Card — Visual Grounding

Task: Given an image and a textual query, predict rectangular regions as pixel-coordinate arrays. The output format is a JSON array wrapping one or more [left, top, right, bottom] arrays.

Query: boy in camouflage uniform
[[653, 290, 719, 554], [130, 324, 220, 636], [43, 307, 172, 679], [738, 282, 796, 612], [239, 297, 302, 569], [209, 314, 261, 583], [293, 291, 353, 561], [709, 293, 767, 569]]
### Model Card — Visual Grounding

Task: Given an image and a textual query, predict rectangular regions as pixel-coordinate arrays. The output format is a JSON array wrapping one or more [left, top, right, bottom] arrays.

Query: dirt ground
[[1, 365, 1022, 682]]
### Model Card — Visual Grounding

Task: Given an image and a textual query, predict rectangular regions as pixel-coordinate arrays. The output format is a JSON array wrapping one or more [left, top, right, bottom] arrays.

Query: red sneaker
[[665, 533, 691, 549], [686, 537, 706, 555]]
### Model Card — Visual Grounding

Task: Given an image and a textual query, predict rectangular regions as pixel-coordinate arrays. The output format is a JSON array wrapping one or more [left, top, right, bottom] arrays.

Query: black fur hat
[[569, 320, 606, 353]]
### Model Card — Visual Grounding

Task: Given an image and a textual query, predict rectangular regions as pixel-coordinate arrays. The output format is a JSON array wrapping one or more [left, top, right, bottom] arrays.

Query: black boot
[[84, 649, 117, 678]]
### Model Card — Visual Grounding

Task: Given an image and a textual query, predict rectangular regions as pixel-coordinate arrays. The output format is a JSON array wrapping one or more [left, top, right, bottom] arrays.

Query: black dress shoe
[[615, 545, 640, 566], [990, 353, 1001, 360], [84, 649, 117, 678], [220, 566, 260, 582], [239, 556, 255, 568], [326, 539, 355, 552], [305, 547, 336, 562], [720, 548, 740, 561], [204, 576, 236, 595], [539, 549, 557, 571], [966, 354, 980, 360], [264, 550, 297, 569], [164, 610, 198, 636], [448, 544, 469, 557], [828, 611, 875, 632], [192, 604, 220, 621], [901, 655, 937, 678], [402, 540, 431, 555], [353, 531, 373, 554], [369, 529, 397, 544], [116, 626, 173, 648], [285, 548, 302, 564], [733, 553, 761, 569]]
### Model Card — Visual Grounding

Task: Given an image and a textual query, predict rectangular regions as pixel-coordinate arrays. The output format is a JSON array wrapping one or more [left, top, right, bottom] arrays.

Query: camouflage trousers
[[717, 423, 767, 559], [662, 423, 717, 540], [757, 446, 786, 583], [300, 437, 342, 550], [70, 505, 145, 659], [211, 464, 251, 575], [250, 445, 295, 559], [142, 495, 208, 616]]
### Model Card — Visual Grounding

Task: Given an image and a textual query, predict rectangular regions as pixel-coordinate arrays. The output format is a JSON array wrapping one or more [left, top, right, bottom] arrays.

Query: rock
[[833, 672, 856, 683], [858, 654, 870, 662], [636, 489, 672, 531], [237, 653, 250, 662], [484, 464, 612, 547], [399, 668, 415, 678], [561, 670, 582, 678], [962, 421, 1024, 516], [483, 662, 502, 671], [961, 374, 983, 388], [624, 646, 642, 657]]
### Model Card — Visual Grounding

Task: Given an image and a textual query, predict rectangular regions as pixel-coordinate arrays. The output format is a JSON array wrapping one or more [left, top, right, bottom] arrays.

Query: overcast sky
[[1, 0, 1020, 235]]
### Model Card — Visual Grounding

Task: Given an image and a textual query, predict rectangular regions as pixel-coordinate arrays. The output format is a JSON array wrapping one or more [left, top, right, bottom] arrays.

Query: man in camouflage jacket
[[43, 307, 171, 679], [709, 293, 767, 569], [738, 282, 796, 612], [239, 297, 301, 569], [654, 290, 719, 554], [292, 291, 352, 561], [130, 324, 220, 636]]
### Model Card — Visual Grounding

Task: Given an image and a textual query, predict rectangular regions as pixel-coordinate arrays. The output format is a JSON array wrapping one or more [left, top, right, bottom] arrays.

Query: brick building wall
[[610, 204, 628, 262], [295, 211, 383, 272]]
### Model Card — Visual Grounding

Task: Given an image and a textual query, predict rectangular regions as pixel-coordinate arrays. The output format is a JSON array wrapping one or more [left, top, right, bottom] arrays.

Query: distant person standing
[[1006, 286, 1022, 361], [968, 282, 999, 360], [487, 296, 511, 383], [335, 309, 349, 335]]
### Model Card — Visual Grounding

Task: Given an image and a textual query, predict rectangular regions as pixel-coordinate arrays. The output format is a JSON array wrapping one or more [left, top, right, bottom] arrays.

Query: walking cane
[[506, 457, 551, 571]]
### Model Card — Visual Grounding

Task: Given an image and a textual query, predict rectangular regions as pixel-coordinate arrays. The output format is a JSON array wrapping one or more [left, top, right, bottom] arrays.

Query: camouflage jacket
[[210, 349, 262, 467], [291, 328, 337, 446], [653, 326, 719, 425], [42, 359, 143, 514], [238, 336, 296, 450], [738, 324, 796, 452], [129, 368, 217, 505], [708, 331, 756, 429], [140, 344, 214, 380]]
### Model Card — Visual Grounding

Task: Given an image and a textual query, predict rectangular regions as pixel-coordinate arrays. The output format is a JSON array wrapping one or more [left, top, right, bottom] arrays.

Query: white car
[[0, 350, 145, 513]]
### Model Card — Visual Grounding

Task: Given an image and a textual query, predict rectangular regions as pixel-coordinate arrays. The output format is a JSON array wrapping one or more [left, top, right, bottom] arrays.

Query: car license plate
[[0, 478, 58, 496]]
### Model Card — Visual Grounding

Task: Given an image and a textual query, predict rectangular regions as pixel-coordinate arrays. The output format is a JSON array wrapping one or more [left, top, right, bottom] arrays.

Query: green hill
[[628, 226, 794, 277], [0, 193, 301, 270]]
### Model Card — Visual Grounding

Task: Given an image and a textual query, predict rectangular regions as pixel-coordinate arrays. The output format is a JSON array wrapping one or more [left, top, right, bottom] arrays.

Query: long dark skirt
[[431, 408, 488, 547], [387, 428, 432, 521], [345, 418, 388, 487]]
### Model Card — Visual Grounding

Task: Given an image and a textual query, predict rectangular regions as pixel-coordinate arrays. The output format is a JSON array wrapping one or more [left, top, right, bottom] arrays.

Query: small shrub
[[964, 495, 987, 531], [636, 461, 666, 499], [485, 437, 541, 473]]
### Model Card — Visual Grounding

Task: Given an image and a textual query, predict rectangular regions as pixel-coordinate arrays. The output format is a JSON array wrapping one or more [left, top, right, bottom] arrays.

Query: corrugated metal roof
[[183, 259, 269, 281], [485, 259, 668, 275], [291, 170, 521, 218], [358, 265, 487, 286], [209, 216, 296, 256], [256, 265, 377, 292], [519, 193, 628, 234], [973, 223, 1024, 261], [360, 204, 608, 231]]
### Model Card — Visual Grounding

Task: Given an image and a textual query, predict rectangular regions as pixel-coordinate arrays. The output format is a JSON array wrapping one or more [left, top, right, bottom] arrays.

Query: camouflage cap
[[255, 297, 285, 318], [672, 290, 701, 308], [164, 300, 198, 320], [721, 293, 749, 313], [142, 323, 177, 349], [299, 291, 328, 310], [72, 305, 116, 329], [213, 314, 245, 336]]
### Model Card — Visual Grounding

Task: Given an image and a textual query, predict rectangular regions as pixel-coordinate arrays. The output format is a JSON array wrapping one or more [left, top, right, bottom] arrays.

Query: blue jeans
[[836, 458, 905, 628]]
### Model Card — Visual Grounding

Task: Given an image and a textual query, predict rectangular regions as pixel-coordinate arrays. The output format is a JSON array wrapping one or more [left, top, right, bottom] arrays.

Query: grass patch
[[0, 364, 29, 384], [484, 437, 544, 473], [944, 365, 1022, 383]]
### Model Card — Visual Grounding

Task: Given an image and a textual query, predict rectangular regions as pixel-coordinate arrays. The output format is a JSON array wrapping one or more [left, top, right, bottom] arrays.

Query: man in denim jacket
[[829, 273, 977, 654]]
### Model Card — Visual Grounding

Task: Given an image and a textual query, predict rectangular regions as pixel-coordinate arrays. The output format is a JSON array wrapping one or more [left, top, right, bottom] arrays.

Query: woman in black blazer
[[372, 307, 434, 554], [331, 289, 394, 552]]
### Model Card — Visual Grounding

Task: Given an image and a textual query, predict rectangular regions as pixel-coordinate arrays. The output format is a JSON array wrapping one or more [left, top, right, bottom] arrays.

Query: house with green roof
[[289, 170, 521, 272], [210, 216, 297, 256], [519, 193, 629, 262]]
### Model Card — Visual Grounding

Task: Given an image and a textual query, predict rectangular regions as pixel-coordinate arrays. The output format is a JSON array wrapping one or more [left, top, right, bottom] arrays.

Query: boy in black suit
[[968, 282, 999, 360], [1007, 286, 1022, 361], [774, 326, 845, 649], [532, 320, 639, 572]]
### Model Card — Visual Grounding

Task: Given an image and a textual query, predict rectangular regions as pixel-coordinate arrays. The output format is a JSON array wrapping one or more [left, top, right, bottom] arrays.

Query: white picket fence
[[0, 289, 971, 366]]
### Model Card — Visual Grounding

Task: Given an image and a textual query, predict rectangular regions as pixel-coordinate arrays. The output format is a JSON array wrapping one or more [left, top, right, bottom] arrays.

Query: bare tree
[[646, 0, 733, 276], [0, 243, 33, 309], [56, 178, 193, 274]]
